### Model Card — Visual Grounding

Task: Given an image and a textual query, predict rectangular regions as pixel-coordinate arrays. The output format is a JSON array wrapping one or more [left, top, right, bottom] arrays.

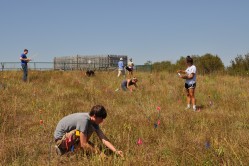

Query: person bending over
[[121, 77, 138, 92], [54, 105, 123, 157]]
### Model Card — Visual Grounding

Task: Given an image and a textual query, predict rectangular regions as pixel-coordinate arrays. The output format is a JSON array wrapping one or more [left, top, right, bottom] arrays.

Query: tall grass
[[0, 70, 248, 165]]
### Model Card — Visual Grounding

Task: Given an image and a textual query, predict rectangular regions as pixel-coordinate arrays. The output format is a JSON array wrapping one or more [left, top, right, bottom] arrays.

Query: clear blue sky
[[0, 0, 248, 66]]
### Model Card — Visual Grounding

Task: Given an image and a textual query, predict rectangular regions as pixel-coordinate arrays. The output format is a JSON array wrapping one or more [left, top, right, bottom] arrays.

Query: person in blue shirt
[[19, 49, 31, 82], [117, 58, 125, 77]]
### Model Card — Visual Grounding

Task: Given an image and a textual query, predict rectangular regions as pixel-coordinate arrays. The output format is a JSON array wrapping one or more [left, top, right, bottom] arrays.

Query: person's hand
[[115, 150, 124, 157], [129, 88, 133, 92]]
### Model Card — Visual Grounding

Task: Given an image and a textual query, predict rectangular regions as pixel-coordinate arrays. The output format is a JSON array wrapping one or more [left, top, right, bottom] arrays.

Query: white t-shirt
[[185, 65, 197, 85], [128, 61, 134, 69]]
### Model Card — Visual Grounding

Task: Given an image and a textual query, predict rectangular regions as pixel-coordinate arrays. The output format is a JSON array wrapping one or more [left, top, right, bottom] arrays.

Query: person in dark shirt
[[121, 77, 138, 92], [19, 49, 31, 82]]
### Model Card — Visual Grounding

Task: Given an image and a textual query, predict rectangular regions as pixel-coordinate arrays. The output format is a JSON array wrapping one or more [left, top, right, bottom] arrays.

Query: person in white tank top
[[177, 56, 197, 111]]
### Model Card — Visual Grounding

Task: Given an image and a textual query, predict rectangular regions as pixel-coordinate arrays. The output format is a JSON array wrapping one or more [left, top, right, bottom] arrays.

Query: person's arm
[[126, 79, 133, 92], [20, 56, 31, 62], [79, 132, 99, 154], [177, 70, 186, 74], [180, 73, 195, 79], [96, 129, 123, 157], [126, 79, 130, 88]]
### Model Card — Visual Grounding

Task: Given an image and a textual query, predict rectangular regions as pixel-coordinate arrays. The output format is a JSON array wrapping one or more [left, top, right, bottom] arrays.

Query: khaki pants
[[117, 69, 125, 77]]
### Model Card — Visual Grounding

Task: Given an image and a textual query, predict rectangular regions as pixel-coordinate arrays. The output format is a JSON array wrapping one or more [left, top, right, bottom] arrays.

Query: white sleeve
[[190, 66, 196, 74]]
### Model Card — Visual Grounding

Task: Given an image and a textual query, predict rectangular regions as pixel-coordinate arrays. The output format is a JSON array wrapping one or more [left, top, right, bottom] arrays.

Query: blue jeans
[[121, 81, 127, 91], [21, 64, 28, 81]]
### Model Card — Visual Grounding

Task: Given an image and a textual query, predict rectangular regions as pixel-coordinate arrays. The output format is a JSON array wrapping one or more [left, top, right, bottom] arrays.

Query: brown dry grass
[[0, 70, 249, 165]]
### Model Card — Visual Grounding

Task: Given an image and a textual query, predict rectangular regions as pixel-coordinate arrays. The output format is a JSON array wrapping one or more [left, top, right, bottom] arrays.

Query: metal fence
[[0, 62, 152, 72], [0, 62, 54, 71], [54, 55, 128, 70]]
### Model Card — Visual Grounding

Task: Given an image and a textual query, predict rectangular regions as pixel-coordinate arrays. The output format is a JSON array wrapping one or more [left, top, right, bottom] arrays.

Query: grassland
[[0, 70, 249, 165]]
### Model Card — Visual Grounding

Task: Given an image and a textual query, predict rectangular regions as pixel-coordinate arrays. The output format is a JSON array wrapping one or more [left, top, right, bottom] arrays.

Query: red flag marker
[[137, 138, 143, 145]]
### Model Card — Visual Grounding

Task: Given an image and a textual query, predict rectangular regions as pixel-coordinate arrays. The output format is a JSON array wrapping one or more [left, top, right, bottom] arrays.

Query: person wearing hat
[[121, 77, 138, 92], [117, 57, 125, 77], [126, 58, 134, 76]]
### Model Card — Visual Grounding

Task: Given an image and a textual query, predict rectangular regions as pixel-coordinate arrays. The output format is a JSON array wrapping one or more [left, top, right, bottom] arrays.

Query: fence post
[[1, 63, 4, 71], [77, 54, 79, 70]]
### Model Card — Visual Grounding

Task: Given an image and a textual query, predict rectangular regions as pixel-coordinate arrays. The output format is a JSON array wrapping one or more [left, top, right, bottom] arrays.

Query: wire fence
[[0, 62, 152, 72]]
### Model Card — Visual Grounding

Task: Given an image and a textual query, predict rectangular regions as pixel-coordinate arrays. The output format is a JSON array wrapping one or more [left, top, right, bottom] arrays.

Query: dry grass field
[[0, 70, 249, 165]]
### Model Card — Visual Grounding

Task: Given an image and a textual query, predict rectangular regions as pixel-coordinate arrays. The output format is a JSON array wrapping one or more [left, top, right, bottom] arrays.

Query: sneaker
[[184, 106, 191, 110], [55, 145, 63, 156], [193, 107, 197, 112]]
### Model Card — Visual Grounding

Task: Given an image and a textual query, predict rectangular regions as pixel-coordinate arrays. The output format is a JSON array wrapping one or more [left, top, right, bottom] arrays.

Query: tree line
[[148, 53, 249, 75]]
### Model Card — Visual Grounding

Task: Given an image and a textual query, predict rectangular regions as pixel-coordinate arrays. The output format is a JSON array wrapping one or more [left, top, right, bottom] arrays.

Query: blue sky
[[0, 0, 248, 66]]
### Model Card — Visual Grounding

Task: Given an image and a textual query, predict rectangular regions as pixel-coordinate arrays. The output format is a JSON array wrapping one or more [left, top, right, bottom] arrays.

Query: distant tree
[[198, 54, 224, 74], [152, 61, 175, 72], [151, 54, 225, 74], [175, 55, 199, 70], [175, 54, 224, 74], [227, 53, 249, 75], [144, 60, 152, 65]]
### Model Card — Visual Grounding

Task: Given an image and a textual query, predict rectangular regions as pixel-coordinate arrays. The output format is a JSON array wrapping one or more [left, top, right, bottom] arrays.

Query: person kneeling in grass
[[121, 77, 138, 92], [54, 105, 123, 157]]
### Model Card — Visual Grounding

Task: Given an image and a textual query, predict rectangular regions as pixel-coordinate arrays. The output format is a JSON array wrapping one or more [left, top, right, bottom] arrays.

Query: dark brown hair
[[24, 49, 28, 52], [89, 105, 107, 119], [186, 56, 193, 64]]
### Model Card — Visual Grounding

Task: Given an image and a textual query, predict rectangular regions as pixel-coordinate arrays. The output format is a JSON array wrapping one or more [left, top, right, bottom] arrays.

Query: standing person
[[126, 58, 134, 76], [121, 77, 138, 92], [19, 49, 31, 82], [177, 56, 197, 111], [54, 105, 123, 157], [117, 57, 125, 77]]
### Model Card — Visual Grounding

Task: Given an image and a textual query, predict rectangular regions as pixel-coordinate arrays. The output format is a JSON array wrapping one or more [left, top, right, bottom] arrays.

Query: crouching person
[[85, 70, 95, 77], [121, 77, 138, 92], [54, 105, 123, 157]]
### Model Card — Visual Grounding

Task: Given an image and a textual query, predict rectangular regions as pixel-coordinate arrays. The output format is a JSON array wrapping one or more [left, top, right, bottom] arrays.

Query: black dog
[[85, 70, 95, 77]]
